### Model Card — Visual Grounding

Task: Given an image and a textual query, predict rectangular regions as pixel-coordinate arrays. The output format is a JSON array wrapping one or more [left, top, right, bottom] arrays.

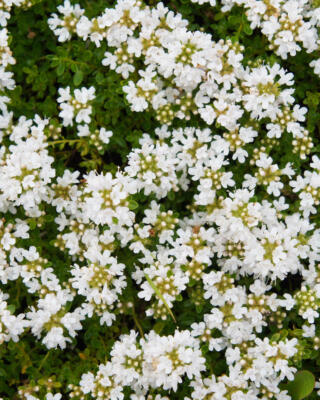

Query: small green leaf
[[286, 370, 315, 400], [95, 72, 105, 84], [7, 305, 16, 314], [168, 191, 175, 201], [153, 321, 165, 334], [228, 15, 241, 25], [213, 12, 225, 21], [176, 294, 183, 301], [144, 273, 176, 323], [45, 214, 54, 222], [29, 219, 37, 230], [70, 63, 78, 73], [243, 24, 253, 35], [73, 70, 83, 86], [56, 63, 65, 76], [195, 305, 203, 313], [128, 200, 139, 210]]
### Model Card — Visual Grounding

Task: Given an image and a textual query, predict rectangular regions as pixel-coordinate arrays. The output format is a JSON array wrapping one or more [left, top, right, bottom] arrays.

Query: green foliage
[[286, 371, 316, 400]]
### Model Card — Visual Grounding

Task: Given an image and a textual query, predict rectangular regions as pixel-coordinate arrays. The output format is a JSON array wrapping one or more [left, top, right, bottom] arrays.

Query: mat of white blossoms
[[1, 0, 320, 399]]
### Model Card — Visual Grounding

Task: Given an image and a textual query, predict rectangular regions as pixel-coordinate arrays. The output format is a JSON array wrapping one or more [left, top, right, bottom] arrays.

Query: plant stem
[[37, 350, 51, 372], [47, 139, 83, 146], [132, 305, 144, 338]]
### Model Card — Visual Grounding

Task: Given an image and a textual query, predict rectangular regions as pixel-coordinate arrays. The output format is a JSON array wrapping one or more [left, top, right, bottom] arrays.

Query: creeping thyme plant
[[2, 0, 320, 398]]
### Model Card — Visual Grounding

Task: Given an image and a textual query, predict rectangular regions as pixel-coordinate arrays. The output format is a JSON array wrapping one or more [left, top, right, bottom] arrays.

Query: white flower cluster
[[75, 330, 205, 398], [22, 393, 62, 400], [0, 28, 15, 96], [190, 0, 320, 77], [0, 0, 36, 96], [48, 0, 84, 42], [1, 0, 320, 398], [57, 86, 96, 127], [0, 0, 25, 27], [0, 117, 55, 214], [0, 289, 27, 344], [77, 125, 113, 151], [49, 0, 308, 145]]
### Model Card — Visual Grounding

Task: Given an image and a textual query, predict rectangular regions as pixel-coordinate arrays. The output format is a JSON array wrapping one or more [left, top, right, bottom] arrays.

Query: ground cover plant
[[1, 0, 320, 399]]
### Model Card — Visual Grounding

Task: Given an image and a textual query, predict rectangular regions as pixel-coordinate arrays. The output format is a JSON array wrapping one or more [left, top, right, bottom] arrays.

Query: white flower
[[45, 394, 62, 400], [99, 128, 113, 144], [58, 86, 95, 126]]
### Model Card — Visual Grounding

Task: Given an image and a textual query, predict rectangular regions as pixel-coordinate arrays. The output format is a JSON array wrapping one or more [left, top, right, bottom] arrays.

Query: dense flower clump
[[1, 0, 320, 399]]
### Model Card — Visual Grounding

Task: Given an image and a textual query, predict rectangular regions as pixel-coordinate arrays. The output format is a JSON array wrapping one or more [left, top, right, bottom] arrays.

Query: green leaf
[[213, 12, 225, 21], [7, 305, 16, 314], [243, 24, 253, 35], [168, 191, 175, 201], [195, 305, 203, 313], [303, 91, 320, 108], [56, 62, 65, 76], [153, 321, 165, 334], [73, 70, 83, 86], [176, 294, 183, 301], [228, 15, 241, 26], [29, 219, 37, 230], [128, 200, 139, 210], [144, 273, 176, 323], [286, 370, 315, 400], [95, 72, 105, 84], [70, 63, 78, 73]]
